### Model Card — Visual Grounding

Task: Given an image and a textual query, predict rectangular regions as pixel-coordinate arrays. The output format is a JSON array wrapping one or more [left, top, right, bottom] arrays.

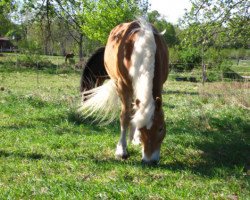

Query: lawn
[[0, 65, 249, 199]]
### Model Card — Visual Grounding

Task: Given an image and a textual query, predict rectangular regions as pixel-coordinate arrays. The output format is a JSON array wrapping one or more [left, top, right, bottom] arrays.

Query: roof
[[0, 37, 10, 41]]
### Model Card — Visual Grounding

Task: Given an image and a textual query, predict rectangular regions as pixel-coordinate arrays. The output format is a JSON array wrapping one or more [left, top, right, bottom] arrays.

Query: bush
[[206, 70, 222, 82], [220, 48, 250, 60], [17, 54, 56, 69], [179, 47, 202, 66], [204, 48, 225, 68], [169, 47, 202, 71], [206, 60, 233, 82]]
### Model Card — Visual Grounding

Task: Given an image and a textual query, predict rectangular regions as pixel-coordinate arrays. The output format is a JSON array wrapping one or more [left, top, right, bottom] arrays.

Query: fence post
[[36, 61, 39, 85], [15, 49, 18, 68], [202, 63, 207, 85], [201, 44, 207, 85]]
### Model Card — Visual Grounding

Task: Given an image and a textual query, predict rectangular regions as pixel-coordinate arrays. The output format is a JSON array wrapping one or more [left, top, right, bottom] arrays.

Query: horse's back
[[104, 21, 139, 83], [104, 20, 169, 91]]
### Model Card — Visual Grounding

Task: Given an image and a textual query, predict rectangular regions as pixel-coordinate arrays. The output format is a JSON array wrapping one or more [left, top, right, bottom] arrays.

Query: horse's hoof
[[115, 154, 129, 160], [115, 148, 129, 160], [141, 159, 158, 166]]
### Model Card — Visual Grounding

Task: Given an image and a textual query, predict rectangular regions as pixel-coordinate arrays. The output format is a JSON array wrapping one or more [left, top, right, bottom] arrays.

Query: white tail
[[79, 80, 120, 124]]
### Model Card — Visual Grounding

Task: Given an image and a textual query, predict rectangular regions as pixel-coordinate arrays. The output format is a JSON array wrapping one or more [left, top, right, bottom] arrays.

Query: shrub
[[220, 48, 250, 60], [169, 47, 202, 71], [204, 48, 225, 68], [206, 60, 234, 82], [179, 47, 202, 66], [17, 54, 56, 69]]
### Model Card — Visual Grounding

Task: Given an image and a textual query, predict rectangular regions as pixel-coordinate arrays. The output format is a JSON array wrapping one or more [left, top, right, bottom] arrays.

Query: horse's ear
[[155, 97, 162, 110], [135, 99, 140, 108]]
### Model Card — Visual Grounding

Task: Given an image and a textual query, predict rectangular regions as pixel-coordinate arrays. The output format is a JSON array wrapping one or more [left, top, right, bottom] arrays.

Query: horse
[[65, 52, 75, 62], [80, 47, 108, 93], [80, 19, 169, 164]]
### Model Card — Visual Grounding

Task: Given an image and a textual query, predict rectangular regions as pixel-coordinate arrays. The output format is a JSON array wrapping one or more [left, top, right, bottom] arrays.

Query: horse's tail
[[78, 80, 120, 124]]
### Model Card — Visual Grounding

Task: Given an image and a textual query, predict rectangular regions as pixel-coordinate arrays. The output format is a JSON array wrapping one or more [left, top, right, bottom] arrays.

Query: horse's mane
[[84, 47, 105, 70], [80, 47, 106, 92], [130, 19, 156, 129]]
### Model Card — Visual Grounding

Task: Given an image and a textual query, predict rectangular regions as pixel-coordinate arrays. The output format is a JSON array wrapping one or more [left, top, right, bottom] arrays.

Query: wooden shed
[[0, 37, 15, 52]]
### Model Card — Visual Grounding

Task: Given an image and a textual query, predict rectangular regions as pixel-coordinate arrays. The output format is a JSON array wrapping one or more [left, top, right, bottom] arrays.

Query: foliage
[[179, 47, 202, 66], [169, 47, 202, 71], [81, 0, 144, 44], [180, 0, 250, 49], [147, 10, 178, 47], [0, 0, 17, 36], [221, 48, 250, 60], [0, 16, 13, 37], [21, 0, 87, 58], [16, 54, 57, 69], [204, 47, 228, 69]]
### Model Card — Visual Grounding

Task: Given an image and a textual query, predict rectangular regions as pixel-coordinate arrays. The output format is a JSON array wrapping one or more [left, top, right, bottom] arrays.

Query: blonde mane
[[129, 19, 156, 129]]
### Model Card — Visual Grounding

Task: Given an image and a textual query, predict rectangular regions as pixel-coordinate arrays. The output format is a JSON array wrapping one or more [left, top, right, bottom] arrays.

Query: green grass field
[[0, 65, 249, 199]]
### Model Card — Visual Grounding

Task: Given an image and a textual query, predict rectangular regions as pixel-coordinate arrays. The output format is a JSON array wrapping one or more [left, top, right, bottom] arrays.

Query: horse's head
[[138, 97, 166, 164]]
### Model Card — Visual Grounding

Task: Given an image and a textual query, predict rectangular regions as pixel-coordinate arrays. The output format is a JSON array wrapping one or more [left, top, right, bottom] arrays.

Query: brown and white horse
[[80, 19, 169, 164]]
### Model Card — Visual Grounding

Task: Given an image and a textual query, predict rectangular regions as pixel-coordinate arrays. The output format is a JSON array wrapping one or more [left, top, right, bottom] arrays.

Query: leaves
[[81, 0, 144, 44], [148, 11, 178, 47], [180, 0, 250, 48]]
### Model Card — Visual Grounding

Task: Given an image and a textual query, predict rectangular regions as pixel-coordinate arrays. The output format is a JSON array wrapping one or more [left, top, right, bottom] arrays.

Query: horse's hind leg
[[129, 126, 141, 145], [115, 79, 133, 159]]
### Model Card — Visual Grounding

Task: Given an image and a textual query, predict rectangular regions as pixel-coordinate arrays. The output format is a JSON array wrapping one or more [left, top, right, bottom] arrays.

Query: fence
[[0, 52, 249, 84], [169, 60, 250, 82]]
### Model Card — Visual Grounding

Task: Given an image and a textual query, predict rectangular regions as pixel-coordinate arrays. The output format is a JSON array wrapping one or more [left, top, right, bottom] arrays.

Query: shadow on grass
[[83, 112, 250, 177], [1, 124, 35, 130], [163, 90, 199, 96], [67, 109, 120, 131], [1, 93, 249, 177], [161, 115, 250, 177], [0, 150, 46, 160]]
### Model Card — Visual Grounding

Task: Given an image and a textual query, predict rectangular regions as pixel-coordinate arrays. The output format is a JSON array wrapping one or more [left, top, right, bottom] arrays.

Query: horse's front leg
[[115, 121, 129, 159], [115, 80, 132, 159]]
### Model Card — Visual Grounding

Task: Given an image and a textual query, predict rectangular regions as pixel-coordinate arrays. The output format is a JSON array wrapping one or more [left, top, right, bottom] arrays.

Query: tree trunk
[[79, 33, 83, 60], [60, 42, 66, 56], [202, 63, 207, 85], [202, 44, 207, 85]]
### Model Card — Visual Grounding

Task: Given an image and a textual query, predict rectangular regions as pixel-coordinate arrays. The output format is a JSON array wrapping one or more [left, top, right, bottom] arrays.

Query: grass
[[0, 64, 249, 199], [231, 60, 250, 77], [0, 53, 66, 65]]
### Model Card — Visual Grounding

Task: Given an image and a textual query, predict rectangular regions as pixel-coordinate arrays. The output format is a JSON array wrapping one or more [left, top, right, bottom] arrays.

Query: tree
[[180, 0, 250, 48], [0, 0, 17, 36], [20, 0, 148, 58], [21, 0, 88, 58], [81, 0, 148, 44], [148, 10, 178, 47]]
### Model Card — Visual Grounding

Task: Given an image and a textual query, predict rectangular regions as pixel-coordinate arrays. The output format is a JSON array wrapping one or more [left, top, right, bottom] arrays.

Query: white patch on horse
[[142, 149, 160, 163], [132, 128, 141, 145], [115, 127, 128, 158], [129, 18, 156, 130]]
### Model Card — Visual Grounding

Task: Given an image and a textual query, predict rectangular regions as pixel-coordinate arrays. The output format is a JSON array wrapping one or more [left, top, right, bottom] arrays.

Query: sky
[[148, 0, 192, 24]]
